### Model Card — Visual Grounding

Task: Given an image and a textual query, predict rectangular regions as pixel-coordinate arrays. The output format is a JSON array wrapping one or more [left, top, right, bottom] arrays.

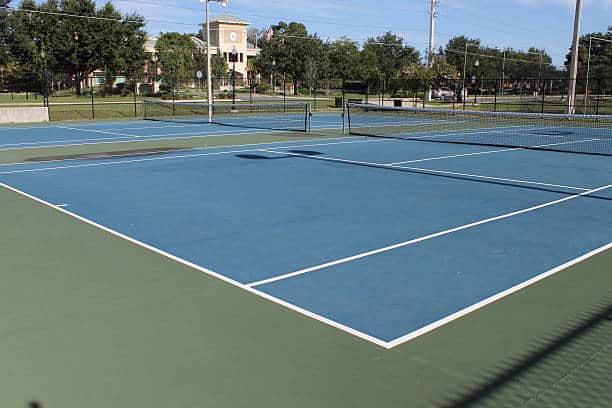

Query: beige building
[[141, 14, 259, 94], [201, 14, 260, 83]]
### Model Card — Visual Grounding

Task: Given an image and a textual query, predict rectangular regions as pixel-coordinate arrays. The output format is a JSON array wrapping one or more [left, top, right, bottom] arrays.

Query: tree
[[156, 33, 198, 91], [403, 57, 459, 88], [327, 37, 360, 80], [565, 31, 612, 94], [254, 21, 326, 94], [443, 36, 557, 84], [5, 0, 146, 95], [0, 0, 11, 67], [361, 32, 420, 83], [211, 48, 227, 78], [96, 4, 146, 94]]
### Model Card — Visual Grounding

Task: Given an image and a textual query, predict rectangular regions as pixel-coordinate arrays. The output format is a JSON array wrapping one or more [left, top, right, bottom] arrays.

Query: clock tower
[[201, 14, 259, 85]]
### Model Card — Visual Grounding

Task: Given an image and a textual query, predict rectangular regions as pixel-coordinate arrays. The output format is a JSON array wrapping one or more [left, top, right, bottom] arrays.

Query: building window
[[240, 53, 243, 63]]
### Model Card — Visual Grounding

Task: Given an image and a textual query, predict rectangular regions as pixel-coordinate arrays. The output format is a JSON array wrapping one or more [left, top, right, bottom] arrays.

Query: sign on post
[[196, 71, 203, 90]]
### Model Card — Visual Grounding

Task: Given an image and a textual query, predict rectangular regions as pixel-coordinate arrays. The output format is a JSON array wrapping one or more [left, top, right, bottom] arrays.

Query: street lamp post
[[73, 31, 80, 96], [201, 0, 228, 123], [473, 60, 480, 105], [230, 45, 238, 107], [40, 48, 48, 107]]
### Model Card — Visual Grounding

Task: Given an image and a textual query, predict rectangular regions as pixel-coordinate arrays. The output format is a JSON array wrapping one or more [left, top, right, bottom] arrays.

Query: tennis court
[[2, 105, 610, 350]]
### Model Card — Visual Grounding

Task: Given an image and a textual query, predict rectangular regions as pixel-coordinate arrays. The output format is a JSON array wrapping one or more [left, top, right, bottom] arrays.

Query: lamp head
[[474, 60, 480, 67], [200, 0, 227, 6]]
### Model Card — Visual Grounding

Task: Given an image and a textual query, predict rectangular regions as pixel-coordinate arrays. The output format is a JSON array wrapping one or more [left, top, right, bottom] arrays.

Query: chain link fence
[[1, 70, 610, 122]]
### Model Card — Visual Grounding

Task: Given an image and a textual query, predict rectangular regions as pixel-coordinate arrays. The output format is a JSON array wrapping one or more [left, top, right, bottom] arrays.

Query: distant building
[[142, 14, 260, 94], [201, 14, 260, 83]]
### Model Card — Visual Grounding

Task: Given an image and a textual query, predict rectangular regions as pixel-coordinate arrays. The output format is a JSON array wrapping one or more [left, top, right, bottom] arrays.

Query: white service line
[[0, 182, 388, 349], [51, 124, 137, 138], [386, 147, 520, 165], [246, 184, 611, 288], [386, 242, 612, 349], [259, 149, 592, 192]]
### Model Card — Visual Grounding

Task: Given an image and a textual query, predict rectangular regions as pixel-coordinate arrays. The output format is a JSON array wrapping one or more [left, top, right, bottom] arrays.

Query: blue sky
[[112, 0, 611, 67]]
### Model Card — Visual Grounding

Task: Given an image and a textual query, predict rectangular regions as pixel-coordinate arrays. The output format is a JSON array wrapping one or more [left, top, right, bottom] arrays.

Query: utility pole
[[567, 0, 582, 114], [425, 0, 438, 103]]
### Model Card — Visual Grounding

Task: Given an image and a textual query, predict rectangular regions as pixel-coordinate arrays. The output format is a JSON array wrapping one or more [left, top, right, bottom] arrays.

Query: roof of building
[[191, 37, 207, 49], [208, 14, 249, 25], [144, 36, 158, 49]]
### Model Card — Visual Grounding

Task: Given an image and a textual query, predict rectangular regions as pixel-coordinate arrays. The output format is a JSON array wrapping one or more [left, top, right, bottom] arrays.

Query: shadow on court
[[437, 297, 612, 407]]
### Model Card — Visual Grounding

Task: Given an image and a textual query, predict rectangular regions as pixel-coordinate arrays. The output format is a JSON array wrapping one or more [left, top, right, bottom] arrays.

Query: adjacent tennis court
[[2, 106, 610, 349]]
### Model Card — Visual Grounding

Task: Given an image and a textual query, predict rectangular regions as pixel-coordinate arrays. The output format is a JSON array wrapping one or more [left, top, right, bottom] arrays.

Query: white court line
[[0, 182, 388, 348], [387, 147, 520, 165], [0, 123, 342, 151], [384, 137, 610, 166], [258, 149, 592, 192], [246, 184, 611, 288], [0, 136, 366, 167], [51, 124, 137, 138], [0, 138, 389, 174], [386, 242, 612, 349], [0, 136, 365, 167], [0, 124, 341, 151]]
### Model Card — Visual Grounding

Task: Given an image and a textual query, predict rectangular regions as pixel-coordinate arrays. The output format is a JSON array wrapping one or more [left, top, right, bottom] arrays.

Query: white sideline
[[0, 182, 389, 349], [0, 138, 389, 174], [2, 183, 609, 350], [386, 242, 612, 348], [246, 184, 611, 288]]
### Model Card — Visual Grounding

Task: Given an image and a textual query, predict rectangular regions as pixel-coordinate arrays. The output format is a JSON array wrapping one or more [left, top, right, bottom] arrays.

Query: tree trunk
[[293, 79, 298, 95]]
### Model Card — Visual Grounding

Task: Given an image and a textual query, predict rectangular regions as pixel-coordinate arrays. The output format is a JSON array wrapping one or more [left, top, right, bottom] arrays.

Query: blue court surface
[[0, 112, 343, 150], [1, 117, 611, 348]]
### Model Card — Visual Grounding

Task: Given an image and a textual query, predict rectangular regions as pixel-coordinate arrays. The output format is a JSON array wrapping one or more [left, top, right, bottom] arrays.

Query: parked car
[[432, 87, 456, 100]]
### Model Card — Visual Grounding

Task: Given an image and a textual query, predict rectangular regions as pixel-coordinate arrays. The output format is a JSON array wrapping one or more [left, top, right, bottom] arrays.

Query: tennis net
[[347, 104, 612, 156], [143, 101, 310, 132]]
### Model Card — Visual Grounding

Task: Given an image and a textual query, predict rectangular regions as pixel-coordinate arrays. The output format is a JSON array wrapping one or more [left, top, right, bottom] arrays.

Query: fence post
[[422, 81, 426, 108], [90, 82, 95, 120], [541, 82, 546, 114], [494, 84, 498, 113], [133, 80, 138, 118], [172, 87, 176, 116], [462, 77, 466, 110]]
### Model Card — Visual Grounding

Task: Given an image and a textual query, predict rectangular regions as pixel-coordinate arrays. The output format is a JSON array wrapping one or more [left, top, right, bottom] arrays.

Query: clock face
[[229, 32, 238, 42]]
